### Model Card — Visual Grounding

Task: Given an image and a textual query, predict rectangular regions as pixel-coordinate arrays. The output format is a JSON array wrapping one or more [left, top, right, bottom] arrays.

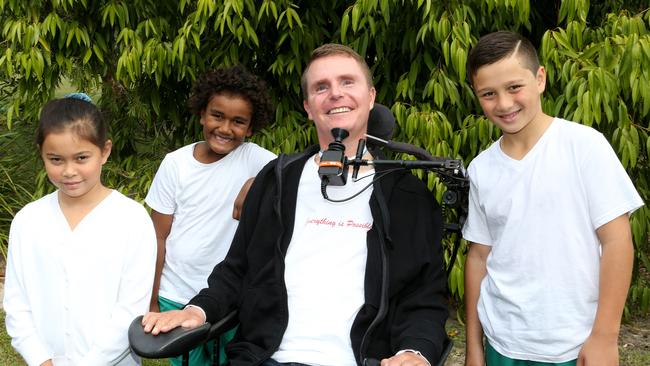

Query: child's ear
[[199, 109, 207, 126], [536, 66, 547, 93], [101, 140, 113, 164], [246, 126, 253, 138]]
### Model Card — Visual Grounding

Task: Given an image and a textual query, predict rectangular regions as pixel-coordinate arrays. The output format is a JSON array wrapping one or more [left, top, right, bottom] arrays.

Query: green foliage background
[[1, 0, 649, 314]]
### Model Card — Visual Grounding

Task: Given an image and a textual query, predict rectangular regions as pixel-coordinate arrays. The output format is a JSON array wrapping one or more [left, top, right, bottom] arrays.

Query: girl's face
[[40, 129, 112, 203]]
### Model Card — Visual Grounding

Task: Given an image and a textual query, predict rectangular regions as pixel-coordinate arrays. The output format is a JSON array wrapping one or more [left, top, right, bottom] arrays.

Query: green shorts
[[485, 341, 577, 366], [158, 296, 237, 366]]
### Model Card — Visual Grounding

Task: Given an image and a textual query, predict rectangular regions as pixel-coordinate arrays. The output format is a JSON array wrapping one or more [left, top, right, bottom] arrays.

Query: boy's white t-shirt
[[3, 190, 156, 366], [462, 118, 644, 362], [272, 156, 373, 366], [145, 141, 276, 304]]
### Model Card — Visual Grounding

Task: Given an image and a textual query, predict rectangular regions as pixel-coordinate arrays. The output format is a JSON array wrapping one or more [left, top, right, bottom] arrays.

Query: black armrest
[[436, 337, 453, 366], [128, 310, 238, 359]]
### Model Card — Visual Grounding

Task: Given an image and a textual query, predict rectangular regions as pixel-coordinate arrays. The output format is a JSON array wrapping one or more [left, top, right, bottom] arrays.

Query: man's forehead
[[305, 55, 364, 81]]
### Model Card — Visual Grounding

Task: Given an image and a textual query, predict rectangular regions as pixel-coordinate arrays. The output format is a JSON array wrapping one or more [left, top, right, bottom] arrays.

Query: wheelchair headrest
[[367, 103, 395, 142]]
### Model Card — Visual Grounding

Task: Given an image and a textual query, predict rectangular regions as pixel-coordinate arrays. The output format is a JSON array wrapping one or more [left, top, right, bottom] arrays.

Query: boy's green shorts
[[486, 341, 577, 366]]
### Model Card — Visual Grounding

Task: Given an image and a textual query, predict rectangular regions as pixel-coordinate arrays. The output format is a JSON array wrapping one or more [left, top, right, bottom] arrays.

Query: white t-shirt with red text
[[272, 155, 374, 366]]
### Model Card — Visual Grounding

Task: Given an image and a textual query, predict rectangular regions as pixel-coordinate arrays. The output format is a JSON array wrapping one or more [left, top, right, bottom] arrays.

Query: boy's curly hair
[[188, 66, 274, 132]]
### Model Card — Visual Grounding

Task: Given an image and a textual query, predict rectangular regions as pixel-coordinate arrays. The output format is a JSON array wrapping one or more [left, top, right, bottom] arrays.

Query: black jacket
[[189, 145, 448, 365]]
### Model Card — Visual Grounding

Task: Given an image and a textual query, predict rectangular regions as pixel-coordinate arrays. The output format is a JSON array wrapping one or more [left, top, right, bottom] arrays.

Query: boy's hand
[[577, 332, 619, 366], [233, 177, 255, 220], [464, 347, 485, 366], [141, 307, 205, 335]]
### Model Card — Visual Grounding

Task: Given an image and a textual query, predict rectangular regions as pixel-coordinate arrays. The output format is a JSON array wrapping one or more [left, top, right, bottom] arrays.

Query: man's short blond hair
[[301, 43, 373, 100]]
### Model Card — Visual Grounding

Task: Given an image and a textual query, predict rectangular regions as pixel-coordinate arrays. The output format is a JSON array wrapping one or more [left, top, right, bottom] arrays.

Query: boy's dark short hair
[[467, 31, 540, 86], [300, 43, 373, 100], [188, 66, 274, 132]]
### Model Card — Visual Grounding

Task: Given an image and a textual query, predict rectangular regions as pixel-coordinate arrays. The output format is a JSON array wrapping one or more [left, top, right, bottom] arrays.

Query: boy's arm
[[465, 242, 491, 366], [149, 210, 173, 312], [232, 177, 255, 220], [578, 213, 634, 366]]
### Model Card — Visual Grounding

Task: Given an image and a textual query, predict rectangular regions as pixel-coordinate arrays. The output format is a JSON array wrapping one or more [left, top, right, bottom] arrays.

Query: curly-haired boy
[[145, 66, 276, 366]]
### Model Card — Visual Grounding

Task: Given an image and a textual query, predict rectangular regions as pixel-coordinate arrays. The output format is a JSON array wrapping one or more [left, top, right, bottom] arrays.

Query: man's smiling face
[[302, 54, 376, 150]]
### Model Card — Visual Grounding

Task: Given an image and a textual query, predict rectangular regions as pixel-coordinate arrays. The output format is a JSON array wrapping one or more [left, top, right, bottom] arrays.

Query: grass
[[444, 310, 650, 366], [0, 310, 21, 366]]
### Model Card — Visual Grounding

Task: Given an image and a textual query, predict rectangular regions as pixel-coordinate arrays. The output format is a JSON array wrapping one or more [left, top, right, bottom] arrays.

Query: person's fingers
[[141, 312, 160, 332], [141, 310, 185, 334]]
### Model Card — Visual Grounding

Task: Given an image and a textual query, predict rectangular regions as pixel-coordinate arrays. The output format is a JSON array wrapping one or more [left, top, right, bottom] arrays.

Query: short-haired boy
[[462, 31, 644, 366], [145, 66, 276, 365]]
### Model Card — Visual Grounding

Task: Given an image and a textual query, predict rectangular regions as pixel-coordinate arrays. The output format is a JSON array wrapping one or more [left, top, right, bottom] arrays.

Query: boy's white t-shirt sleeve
[[244, 143, 276, 176], [145, 154, 179, 215], [579, 131, 644, 229], [3, 212, 52, 366], [462, 163, 493, 246]]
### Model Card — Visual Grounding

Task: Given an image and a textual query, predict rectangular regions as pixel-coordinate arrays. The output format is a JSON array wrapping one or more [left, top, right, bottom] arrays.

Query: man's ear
[[303, 99, 313, 121], [368, 86, 376, 109]]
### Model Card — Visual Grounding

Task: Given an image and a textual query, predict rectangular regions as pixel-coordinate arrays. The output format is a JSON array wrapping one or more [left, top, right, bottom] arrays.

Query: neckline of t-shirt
[[189, 141, 244, 167], [495, 117, 561, 165], [52, 189, 117, 234]]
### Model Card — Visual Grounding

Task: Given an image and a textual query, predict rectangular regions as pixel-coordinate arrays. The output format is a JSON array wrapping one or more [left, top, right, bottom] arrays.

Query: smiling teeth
[[328, 107, 351, 114], [501, 111, 518, 119]]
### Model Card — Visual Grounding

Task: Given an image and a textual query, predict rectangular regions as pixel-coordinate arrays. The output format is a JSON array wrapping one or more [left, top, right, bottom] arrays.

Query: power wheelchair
[[128, 103, 467, 366]]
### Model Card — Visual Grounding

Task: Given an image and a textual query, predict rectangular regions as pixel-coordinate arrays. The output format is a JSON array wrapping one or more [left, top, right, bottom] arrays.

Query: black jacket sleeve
[[387, 174, 448, 362]]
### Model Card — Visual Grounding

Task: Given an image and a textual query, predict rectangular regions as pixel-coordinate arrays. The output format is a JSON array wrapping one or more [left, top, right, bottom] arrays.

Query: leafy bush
[[1, 0, 648, 313]]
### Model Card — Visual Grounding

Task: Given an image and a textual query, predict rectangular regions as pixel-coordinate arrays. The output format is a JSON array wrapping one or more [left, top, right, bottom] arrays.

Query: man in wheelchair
[[141, 43, 449, 366]]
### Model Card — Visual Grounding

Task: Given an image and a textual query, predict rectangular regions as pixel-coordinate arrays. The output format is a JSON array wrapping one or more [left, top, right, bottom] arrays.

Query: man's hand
[[577, 332, 619, 366], [141, 307, 205, 335], [381, 351, 430, 366], [233, 177, 255, 220]]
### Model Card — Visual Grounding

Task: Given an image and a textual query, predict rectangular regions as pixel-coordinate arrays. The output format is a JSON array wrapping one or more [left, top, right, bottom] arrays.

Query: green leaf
[[6, 104, 14, 129], [379, 0, 390, 24], [352, 5, 360, 33], [287, 8, 302, 29]]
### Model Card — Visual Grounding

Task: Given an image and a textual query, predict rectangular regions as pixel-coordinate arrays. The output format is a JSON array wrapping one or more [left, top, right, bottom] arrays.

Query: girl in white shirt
[[3, 94, 156, 366]]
